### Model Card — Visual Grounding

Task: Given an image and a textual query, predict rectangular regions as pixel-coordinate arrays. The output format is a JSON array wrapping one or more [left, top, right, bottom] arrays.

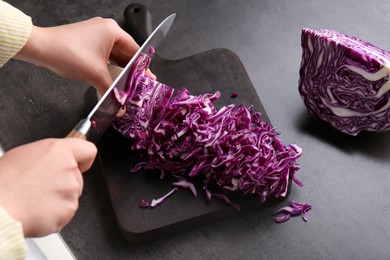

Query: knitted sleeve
[[0, 206, 26, 260], [0, 0, 32, 67]]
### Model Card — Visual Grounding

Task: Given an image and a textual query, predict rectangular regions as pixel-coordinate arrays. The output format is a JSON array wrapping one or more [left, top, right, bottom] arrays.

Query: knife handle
[[124, 3, 152, 45], [66, 64, 123, 141], [66, 118, 91, 140], [66, 129, 87, 140]]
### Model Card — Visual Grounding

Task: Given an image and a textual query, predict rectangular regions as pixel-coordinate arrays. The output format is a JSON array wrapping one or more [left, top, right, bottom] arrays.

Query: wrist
[[14, 26, 48, 68]]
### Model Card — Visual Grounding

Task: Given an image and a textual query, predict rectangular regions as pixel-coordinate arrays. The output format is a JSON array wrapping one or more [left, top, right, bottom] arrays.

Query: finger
[[89, 66, 113, 96], [57, 200, 79, 233], [74, 170, 84, 197], [116, 106, 126, 117], [110, 31, 140, 67], [65, 139, 97, 173], [145, 69, 156, 80], [109, 26, 157, 79]]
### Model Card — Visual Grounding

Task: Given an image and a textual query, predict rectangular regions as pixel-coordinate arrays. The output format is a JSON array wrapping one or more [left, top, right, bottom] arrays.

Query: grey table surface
[[2, 0, 390, 259]]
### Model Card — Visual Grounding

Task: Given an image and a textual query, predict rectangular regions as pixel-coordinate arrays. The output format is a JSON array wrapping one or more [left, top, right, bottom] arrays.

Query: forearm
[[0, 0, 32, 67]]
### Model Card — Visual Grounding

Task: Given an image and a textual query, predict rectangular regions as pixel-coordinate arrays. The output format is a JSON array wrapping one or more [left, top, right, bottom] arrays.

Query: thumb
[[65, 139, 97, 173], [94, 63, 124, 96]]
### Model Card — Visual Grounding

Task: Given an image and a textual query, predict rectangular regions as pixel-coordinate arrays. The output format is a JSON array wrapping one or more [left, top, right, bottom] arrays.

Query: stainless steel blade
[[68, 14, 176, 143]]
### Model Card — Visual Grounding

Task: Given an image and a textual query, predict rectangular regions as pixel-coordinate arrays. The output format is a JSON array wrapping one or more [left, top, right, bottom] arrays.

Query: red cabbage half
[[299, 28, 390, 136], [113, 54, 303, 210]]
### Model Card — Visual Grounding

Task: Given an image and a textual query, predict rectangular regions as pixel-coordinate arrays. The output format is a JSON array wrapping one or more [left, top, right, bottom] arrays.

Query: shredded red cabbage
[[230, 91, 238, 98], [148, 45, 156, 56], [150, 188, 178, 208], [113, 53, 151, 106], [113, 53, 305, 212], [139, 198, 150, 208], [172, 180, 197, 197], [273, 200, 312, 223]]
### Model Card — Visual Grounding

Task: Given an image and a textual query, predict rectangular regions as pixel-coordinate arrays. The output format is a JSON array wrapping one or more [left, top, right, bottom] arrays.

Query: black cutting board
[[96, 4, 289, 243], [97, 48, 289, 243]]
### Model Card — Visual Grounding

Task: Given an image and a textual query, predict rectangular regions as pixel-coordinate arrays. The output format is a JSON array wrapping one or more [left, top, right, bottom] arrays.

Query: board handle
[[124, 3, 152, 45]]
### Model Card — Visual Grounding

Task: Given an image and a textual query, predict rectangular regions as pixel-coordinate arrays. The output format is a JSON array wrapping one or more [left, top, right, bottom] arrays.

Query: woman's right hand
[[0, 138, 96, 237]]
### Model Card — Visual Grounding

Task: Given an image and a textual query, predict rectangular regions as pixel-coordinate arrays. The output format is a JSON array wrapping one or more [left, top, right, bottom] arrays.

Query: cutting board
[[96, 4, 288, 243]]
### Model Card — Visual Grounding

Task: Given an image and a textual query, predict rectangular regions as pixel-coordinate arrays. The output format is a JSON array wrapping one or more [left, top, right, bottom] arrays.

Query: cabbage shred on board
[[112, 52, 306, 219], [299, 28, 390, 136]]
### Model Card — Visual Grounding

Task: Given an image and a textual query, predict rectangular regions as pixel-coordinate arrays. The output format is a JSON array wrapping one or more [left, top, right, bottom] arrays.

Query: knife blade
[[67, 13, 176, 143]]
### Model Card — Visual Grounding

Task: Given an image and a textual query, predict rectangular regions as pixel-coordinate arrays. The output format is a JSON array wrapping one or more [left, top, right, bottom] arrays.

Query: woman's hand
[[0, 138, 97, 237], [14, 17, 153, 95]]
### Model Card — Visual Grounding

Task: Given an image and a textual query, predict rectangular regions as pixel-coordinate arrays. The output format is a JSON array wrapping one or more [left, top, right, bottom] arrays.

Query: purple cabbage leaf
[[273, 200, 312, 223]]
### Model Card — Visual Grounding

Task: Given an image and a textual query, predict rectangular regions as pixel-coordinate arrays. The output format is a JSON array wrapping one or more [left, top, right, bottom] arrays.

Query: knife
[[67, 13, 176, 143]]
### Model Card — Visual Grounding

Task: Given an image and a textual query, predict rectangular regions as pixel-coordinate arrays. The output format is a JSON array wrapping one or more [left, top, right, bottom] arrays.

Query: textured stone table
[[2, 1, 390, 259]]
